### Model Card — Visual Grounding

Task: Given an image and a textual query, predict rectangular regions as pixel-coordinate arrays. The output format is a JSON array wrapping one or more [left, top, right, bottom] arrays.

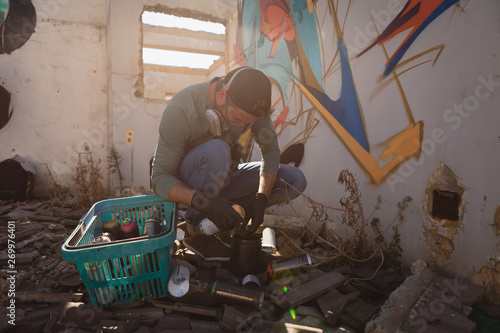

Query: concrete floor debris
[[1, 198, 499, 333]]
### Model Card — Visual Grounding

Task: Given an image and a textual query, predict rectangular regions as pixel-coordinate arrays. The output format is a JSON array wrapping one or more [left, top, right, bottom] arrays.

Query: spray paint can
[[211, 280, 264, 308], [120, 218, 140, 239], [103, 219, 121, 240], [230, 232, 262, 275], [267, 253, 312, 277], [261, 227, 277, 254], [199, 204, 245, 235], [144, 219, 161, 237], [92, 232, 112, 244]]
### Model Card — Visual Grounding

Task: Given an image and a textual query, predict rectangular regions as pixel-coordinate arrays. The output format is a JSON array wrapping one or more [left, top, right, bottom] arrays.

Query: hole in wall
[[431, 189, 460, 221], [425, 163, 465, 226], [423, 162, 465, 266]]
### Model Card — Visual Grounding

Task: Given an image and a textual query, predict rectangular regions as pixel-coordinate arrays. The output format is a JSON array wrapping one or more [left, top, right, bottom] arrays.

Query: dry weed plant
[[73, 143, 105, 207], [42, 163, 71, 204], [107, 144, 124, 191], [282, 169, 411, 278]]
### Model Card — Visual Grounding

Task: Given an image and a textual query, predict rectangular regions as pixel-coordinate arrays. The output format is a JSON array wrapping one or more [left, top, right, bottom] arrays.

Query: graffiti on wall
[[236, 0, 459, 183], [357, 0, 459, 76], [0, 0, 36, 55], [0, 0, 37, 131]]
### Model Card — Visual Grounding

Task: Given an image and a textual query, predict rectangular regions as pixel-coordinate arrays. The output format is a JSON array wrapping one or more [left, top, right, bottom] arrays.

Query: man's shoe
[[214, 231, 232, 248], [183, 234, 230, 261]]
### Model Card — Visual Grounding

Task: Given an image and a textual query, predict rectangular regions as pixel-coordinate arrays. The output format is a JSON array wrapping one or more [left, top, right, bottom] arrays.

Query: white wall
[[0, 0, 229, 198], [107, 0, 228, 194], [237, 0, 500, 278], [0, 0, 109, 195], [2, 0, 498, 279]]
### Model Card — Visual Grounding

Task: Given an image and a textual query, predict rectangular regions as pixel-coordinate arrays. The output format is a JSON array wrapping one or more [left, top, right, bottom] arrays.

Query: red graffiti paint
[[260, 0, 295, 57], [358, 0, 459, 76]]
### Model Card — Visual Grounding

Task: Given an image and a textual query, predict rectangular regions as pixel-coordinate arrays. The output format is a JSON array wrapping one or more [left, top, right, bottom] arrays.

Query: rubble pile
[[1, 198, 499, 333]]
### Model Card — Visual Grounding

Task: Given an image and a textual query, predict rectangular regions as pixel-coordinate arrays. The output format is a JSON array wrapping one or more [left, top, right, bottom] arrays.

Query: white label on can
[[199, 218, 220, 236]]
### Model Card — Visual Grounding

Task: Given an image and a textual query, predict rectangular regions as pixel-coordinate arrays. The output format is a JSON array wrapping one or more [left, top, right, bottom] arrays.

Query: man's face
[[215, 90, 260, 127], [227, 103, 259, 127]]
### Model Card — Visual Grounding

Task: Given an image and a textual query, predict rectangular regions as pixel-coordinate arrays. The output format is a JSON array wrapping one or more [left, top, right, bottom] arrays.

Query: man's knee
[[277, 165, 307, 200], [204, 139, 231, 161], [287, 167, 307, 199]]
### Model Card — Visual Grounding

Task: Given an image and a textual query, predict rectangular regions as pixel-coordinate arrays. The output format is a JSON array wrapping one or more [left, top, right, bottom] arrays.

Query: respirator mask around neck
[[205, 99, 249, 137]]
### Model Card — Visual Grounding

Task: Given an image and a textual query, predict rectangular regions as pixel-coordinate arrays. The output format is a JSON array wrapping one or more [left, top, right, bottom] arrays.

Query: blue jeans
[[178, 139, 307, 228]]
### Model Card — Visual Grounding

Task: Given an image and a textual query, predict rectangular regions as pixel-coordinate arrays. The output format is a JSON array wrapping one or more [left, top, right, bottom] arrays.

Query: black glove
[[191, 190, 244, 231], [243, 192, 268, 233]]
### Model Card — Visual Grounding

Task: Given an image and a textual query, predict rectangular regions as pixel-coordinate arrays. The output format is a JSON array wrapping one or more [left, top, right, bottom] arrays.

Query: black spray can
[[267, 253, 312, 277], [211, 280, 264, 308]]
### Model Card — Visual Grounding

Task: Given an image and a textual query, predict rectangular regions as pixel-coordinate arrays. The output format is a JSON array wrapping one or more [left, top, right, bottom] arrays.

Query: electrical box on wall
[[126, 130, 134, 144]]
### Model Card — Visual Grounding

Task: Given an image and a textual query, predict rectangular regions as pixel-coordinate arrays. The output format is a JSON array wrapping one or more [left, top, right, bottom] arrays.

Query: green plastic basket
[[61, 194, 177, 308]]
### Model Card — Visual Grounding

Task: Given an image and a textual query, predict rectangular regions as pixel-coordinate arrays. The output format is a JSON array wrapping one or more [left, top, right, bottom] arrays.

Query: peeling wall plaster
[[470, 260, 500, 305], [423, 163, 465, 266], [494, 206, 500, 235]]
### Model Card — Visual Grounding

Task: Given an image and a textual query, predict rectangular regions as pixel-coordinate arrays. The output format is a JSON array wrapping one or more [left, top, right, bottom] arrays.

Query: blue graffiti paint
[[290, 0, 323, 90], [303, 39, 369, 151], [383, 0, 459, 76]]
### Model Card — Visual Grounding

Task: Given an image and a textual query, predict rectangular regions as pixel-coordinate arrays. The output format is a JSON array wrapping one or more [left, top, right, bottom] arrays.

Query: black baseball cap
[[223, 67, 272, 117]]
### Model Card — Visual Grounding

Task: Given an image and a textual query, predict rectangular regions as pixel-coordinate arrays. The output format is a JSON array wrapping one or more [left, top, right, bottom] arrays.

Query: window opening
[[142, 12, 225, 34], [143, 48, 220, 70], [141, 11, 225, 70]]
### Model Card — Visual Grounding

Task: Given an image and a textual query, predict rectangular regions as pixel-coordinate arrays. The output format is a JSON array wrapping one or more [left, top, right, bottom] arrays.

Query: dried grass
[[73, 143, 105, 207], [280, 169, 411, 280]]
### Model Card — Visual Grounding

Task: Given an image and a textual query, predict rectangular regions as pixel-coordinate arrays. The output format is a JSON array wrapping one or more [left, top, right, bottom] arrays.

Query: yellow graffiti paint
[[296, 80, 423, 183]]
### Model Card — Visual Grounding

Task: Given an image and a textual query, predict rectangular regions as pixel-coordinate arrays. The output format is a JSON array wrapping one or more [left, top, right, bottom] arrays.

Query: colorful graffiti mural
[[357, 0, 459, 76], [235, 0, 458, 183], [0, 0, 36, 55]]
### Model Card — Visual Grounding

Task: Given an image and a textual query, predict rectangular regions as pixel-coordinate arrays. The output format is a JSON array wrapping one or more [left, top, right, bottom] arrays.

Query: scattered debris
[[1, 196, 499, 333], [367, 260, 486, 333]]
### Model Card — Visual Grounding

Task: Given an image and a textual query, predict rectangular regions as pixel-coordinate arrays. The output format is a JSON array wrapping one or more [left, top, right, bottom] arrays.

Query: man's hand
[[191, 190, 244, 231], [243, 192, 268, 233]]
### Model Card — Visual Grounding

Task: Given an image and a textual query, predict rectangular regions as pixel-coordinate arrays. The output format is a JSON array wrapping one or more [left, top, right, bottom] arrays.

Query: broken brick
[[15, 291, 84, 303], [415, 301, 476, 333], [62, 303, 113, 329], [402, 320, 459, 333], [113, 306, 164, 321], [154, 313, 190, 332], [151, 301, 221, 320], [317, 289, 359, 326], [284, 271, 345, 308], [344, 297, 379, 325], [221, 304, 253, 330], [338, 312, 366, 331], [190, 319, 222, 333], [473, 299, 500, 319], [351, 265, 376, 279], [99, 319, 140, 333], [434, 276, 485, 305]]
